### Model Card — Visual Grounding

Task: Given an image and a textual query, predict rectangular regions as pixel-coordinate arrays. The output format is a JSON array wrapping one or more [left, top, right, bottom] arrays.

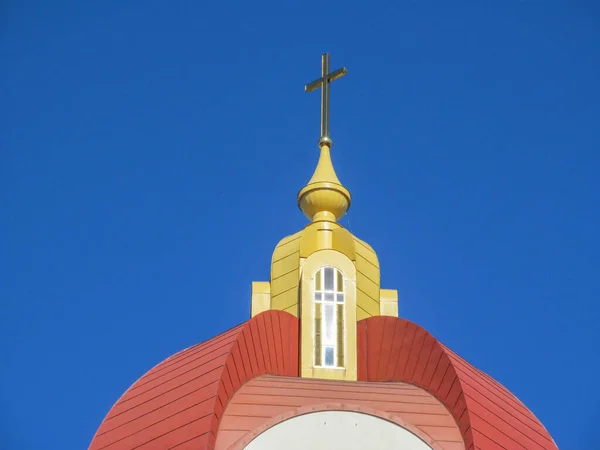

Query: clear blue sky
[[1, 2, 599, 449]]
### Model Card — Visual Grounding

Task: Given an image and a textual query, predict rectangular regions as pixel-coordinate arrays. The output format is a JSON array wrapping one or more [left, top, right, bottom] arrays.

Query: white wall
[[244, 411, 434, 450]]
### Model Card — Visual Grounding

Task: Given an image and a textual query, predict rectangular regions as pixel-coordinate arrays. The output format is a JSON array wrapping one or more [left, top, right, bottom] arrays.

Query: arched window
[[314, 266, 345, 368]]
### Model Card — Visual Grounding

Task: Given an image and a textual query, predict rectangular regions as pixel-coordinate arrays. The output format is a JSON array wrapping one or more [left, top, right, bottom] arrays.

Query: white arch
[[244, 410, 434, 450]]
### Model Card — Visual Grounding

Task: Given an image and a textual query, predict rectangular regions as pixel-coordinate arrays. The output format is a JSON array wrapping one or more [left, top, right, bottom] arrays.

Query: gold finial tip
[[297, 143, 351, 222]]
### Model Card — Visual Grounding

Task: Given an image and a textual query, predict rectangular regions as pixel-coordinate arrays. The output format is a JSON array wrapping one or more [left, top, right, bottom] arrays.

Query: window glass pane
[[324, 267, 334, 291], [337, 304, 344, 367], [315, 304, 322, 366], [324, 292, 334, 302], [336, 270, 343, 292], [336, 293, 344, 303], [324, 303, 334, 344], [315, 269, 322, 291], [315, 292, 322, 302], [324, 346, 334, 367]]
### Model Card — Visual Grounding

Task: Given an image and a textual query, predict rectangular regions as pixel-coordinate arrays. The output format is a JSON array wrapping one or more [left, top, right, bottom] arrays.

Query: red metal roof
[[358, 316, 557, 450], [89, 311, 298, 450], [216, 374, 464, 450], [89, 310, 556, 450]]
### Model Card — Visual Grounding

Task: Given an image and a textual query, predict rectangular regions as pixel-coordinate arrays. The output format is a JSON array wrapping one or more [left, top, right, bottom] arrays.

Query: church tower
[[89, 53, 558, 450], [251, 54, 397, 381]]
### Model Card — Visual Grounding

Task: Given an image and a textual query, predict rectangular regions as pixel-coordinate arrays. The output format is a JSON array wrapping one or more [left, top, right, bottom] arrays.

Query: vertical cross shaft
[[321, 54, 330, 139], [305, 53, 347, 145]]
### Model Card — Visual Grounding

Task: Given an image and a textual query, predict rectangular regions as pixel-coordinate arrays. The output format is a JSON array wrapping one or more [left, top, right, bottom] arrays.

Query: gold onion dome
[[297, 139, 351, 222]]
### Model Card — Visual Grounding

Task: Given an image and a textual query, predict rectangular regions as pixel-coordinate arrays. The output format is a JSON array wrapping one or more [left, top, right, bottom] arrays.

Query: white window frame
[[314, 266, 345, 368]]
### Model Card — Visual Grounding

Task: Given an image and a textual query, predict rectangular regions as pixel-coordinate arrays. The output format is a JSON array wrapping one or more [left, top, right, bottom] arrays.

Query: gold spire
[[252, 54, 397, 381], [298, 53, 351, 222]]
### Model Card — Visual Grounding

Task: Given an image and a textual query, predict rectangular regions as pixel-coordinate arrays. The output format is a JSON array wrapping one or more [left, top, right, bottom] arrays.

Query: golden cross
[[305, 53, 347, 145]]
